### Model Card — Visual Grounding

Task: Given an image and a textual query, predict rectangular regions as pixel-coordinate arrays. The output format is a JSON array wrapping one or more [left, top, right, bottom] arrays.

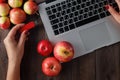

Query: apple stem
[[64, 51, 69, 55], [50, 65, 54, 70], [35, 12, 39, 15]]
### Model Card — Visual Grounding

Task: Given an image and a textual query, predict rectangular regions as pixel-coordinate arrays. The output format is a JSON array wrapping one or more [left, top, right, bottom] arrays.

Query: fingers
[[107, 5, 120, 23], [7, 24, 25, 38], [115, 0, 120, 9], [18, 30, 28, 47]]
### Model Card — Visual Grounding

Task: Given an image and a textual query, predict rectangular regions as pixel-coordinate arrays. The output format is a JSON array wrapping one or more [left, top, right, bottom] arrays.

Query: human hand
[[106, 0, 120, 23], [4, 24, 28, 64]]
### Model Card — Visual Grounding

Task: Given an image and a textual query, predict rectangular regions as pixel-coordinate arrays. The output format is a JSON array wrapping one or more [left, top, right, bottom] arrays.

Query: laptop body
[[38, 0, 120, 58]]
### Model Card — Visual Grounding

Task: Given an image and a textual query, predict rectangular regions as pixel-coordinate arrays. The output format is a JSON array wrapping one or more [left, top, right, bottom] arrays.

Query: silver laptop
[[38, 0, 120, 58]]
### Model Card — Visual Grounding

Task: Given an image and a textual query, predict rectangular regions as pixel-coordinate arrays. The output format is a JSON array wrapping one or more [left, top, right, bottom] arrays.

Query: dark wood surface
[[0, 1, 120, 80]]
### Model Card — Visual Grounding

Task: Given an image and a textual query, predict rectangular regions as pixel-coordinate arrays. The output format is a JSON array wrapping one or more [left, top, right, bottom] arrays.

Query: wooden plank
[[0, 30, 9, 80], [96, 43, 120, 80], [55, 52, 96, 80]]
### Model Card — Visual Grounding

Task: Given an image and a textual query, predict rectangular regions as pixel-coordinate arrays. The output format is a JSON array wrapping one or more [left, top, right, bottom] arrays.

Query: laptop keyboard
[[45, 0, 118, 35]]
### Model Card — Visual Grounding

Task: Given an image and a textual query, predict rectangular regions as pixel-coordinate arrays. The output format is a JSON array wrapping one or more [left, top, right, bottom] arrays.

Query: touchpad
[[79, 22, 111, 51]]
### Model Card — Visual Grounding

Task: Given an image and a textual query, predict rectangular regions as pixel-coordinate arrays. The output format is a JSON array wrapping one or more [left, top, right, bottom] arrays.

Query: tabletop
[[0, 0, 120, 80]]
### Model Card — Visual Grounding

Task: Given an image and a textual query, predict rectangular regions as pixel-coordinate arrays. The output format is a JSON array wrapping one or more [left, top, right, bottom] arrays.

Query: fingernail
[[105, 5, 109, 10], [25, 30, 28, 34]]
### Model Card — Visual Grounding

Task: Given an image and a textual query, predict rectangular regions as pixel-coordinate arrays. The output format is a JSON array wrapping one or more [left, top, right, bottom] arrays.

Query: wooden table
[[0, 1, 120, 80]]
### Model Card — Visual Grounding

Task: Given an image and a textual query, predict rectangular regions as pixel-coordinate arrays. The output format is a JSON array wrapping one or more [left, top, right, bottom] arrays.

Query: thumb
[[107, 5, 120, 23], [18, 30, 28, 47]]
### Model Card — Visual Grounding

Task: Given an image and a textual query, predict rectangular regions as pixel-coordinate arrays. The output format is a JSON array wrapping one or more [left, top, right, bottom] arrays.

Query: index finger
[[7, 24, 25, 38]]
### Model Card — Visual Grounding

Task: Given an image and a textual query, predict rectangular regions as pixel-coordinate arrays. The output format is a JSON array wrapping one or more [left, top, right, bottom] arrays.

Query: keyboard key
[[52, 24, 58, 29], [89, 6, 94, 10], [59, 23, 63, 27], [69, 13, 74, 18], [98, 8, 103, 13], [57, 7, 62, 11], [64, 26, 69, 31], [69, 24, 75, 30], [103, 1, 108, 5], [79, 9, 84, 14], [72, 1, 77, 6], [74, 17, 78, 22], [61, 10, 66, 15], [59, 28, 64, 33], [71, 7, 76, 12], [62, 5, 67, 9], [91, 0, 95, 4], [86, 1, 91, 6], [75, 15, 99, 27], [52, 8, 57, 13], [84, 8, 88, 12], [88, 11, 93, 16], [49, 14, 56, 20], [74, 11, 79, 16], [51, 19, 59, 25], [82, 0, 86, 2], [47, 10, 52, 15], [61, 1, 66, 5], [67, 3, 72, 7], [46, 7, 50, 10], [59, 17, 64, 21], [100, 12, 106, 18], [94, 4, 99, 9], [54, 30, 59, 35], [81, 3, 86, 8], [99, 2, 104, 7], [93, 10, 98, 15], [56, 12, 61, 17], [64, 15, 69, 20], [77, 0, 81, 4], [83, 13, 88, 18], [51, 5, 55, 8], [105, 11, 110, 16], [76, 5, 81, 10], [64, 21, 68, 25], [78, 15, 83, 20], [68, 19, 73, 24], [56, 3, 60, 6], [66, 9, 71, 13]]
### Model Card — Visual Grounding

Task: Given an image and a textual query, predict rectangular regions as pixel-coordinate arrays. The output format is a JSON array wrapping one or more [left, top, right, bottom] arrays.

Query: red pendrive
[[19, 21, 36, 33]]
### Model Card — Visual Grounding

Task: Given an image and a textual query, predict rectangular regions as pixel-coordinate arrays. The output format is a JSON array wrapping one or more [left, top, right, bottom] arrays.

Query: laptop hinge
[[46, 0, 56, 4]]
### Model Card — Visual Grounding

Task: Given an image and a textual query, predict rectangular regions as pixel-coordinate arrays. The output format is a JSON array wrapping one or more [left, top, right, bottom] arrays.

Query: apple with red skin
[[8, 0, 23, 8], [0, 0, 6, 3], [0, 17, 10, 30], [54, 41, 74, 62], [37, 40, 53, 56], [0, 3, 10, 16], [23, 1, 38, 15], [42, 57, 62, 77], [10, 8, 26, 24]]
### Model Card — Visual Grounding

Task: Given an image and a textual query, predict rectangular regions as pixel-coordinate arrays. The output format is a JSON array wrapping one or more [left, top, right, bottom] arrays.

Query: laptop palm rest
[[79, 22, 111, 51]]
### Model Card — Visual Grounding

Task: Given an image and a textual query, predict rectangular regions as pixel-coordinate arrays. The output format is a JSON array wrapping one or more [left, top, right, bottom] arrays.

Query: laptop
[[38, 0, 120, 58]]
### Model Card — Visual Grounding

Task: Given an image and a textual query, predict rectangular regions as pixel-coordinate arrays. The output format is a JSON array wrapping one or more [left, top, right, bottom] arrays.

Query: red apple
[[37, 40, 53, 56], [10, 8, 26, 24], [42, 57, 62, 77], [0, 0, 6, 3], [23, 1, 38, 15], [0, 17, 10, 30], [8, 0, 23, 8], [54, 41, 74, 62], [0, 3, 10, 16]]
